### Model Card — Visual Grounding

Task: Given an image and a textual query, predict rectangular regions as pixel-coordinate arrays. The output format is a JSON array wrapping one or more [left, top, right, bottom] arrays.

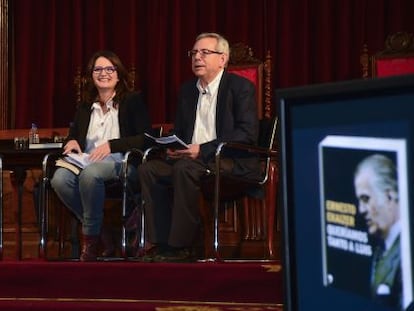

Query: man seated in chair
[[137, 32, 260, 262]]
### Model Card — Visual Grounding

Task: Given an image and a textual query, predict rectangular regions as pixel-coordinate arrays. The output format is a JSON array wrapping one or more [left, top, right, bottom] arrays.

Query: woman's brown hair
[[82, 50, 133, 104]]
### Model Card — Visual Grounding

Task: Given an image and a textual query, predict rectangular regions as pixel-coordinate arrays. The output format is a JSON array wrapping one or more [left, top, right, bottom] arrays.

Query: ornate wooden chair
[[199, 43, 279, 261], [361, 32, 414, 78], [227, 42, 273, 119], [200, 117, 278, 261]]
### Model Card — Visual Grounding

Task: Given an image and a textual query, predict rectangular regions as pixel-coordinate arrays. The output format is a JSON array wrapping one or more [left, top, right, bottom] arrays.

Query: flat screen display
[[277, 74, 414, 311]]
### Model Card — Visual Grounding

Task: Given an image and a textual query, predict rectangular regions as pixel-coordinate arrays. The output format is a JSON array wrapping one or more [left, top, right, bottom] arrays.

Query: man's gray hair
[[355, 153, 398, 197], [196, 32, 230, 56]]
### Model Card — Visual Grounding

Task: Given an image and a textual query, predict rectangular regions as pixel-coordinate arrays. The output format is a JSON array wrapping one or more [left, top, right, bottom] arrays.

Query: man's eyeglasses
[[92, 66, 117, 74], [187, 49, 223, 58]]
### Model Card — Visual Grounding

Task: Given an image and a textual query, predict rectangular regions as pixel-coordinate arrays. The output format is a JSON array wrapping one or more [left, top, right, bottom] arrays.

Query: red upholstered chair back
[[227, 43, 272, 119], [375, 57, 414, 77], [361, 32, 414, 78]]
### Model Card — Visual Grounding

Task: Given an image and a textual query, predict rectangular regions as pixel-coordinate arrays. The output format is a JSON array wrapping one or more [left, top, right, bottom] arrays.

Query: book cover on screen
[[318, 135, 412, 310]]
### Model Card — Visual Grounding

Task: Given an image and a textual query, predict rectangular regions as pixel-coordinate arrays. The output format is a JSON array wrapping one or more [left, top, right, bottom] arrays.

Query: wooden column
[[0, 0, 9, 129]]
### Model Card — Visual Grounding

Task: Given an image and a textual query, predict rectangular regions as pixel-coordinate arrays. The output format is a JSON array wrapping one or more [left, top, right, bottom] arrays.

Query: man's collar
[[196, 69, 224, 95]]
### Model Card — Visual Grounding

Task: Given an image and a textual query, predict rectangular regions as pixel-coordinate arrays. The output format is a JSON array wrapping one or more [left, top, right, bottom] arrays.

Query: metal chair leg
[[0, 157, 3, 260]]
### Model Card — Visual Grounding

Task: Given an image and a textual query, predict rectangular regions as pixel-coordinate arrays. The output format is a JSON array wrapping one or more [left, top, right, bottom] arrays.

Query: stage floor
[[0, 260, 284, 310]]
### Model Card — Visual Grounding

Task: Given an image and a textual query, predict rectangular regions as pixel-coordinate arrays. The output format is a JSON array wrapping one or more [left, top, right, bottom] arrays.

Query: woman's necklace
[[98, 91, 116, 114]]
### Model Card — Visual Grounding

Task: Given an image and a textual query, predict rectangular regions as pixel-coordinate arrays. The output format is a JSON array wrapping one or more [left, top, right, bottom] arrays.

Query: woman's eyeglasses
[[92, 66, 117, 74]]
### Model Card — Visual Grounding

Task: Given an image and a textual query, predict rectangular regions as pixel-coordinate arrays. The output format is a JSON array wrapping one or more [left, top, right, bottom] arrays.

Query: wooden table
[[0, 128, 67, 260]]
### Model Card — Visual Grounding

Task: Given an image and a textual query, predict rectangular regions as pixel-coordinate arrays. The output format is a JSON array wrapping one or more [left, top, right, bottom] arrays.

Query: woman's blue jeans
[[50, 161, 122, 236]]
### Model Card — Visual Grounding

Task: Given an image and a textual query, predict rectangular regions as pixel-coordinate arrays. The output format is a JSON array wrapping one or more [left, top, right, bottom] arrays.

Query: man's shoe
[[100, 227, 115, 257], [134, 245, 162, 262], [153, 247, 195, 263]]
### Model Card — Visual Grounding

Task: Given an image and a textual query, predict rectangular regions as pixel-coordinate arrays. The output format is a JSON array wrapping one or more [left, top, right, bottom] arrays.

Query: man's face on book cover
[[354, 167, 399, 238]]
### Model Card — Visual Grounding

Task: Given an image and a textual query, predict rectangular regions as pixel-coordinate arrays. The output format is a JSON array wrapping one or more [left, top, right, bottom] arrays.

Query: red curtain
[[11, 0, 414, 128]]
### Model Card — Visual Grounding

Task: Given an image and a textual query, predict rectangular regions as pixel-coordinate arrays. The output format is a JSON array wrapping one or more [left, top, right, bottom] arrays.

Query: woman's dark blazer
[[66, 91, 152, 153]]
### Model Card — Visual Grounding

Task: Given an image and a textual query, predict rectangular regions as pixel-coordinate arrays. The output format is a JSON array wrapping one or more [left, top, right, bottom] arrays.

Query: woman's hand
[[89, 142, 111, 162], [63, 139, 82, 155]]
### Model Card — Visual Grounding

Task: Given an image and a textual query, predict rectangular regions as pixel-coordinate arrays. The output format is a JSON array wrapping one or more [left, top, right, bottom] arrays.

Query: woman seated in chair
[[51, 50, 151, 261]]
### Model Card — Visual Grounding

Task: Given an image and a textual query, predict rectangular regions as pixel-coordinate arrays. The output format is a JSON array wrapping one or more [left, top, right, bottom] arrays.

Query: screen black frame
[[277, 74, 414, 311]]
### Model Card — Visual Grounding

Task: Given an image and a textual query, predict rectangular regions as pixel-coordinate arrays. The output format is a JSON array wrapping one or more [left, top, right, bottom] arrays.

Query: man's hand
[[166, 144, 200, 160]]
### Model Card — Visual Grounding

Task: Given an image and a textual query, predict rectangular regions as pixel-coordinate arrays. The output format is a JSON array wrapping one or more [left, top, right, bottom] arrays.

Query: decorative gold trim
[[156, 307, 282, 311], [262, 264, 282, 272], [360, 44, 369, 79], [0, 297, 282, 308]]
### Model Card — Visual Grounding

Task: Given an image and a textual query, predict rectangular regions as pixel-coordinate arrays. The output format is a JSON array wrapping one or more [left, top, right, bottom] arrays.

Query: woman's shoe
[[80, 235, 99, 261]]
